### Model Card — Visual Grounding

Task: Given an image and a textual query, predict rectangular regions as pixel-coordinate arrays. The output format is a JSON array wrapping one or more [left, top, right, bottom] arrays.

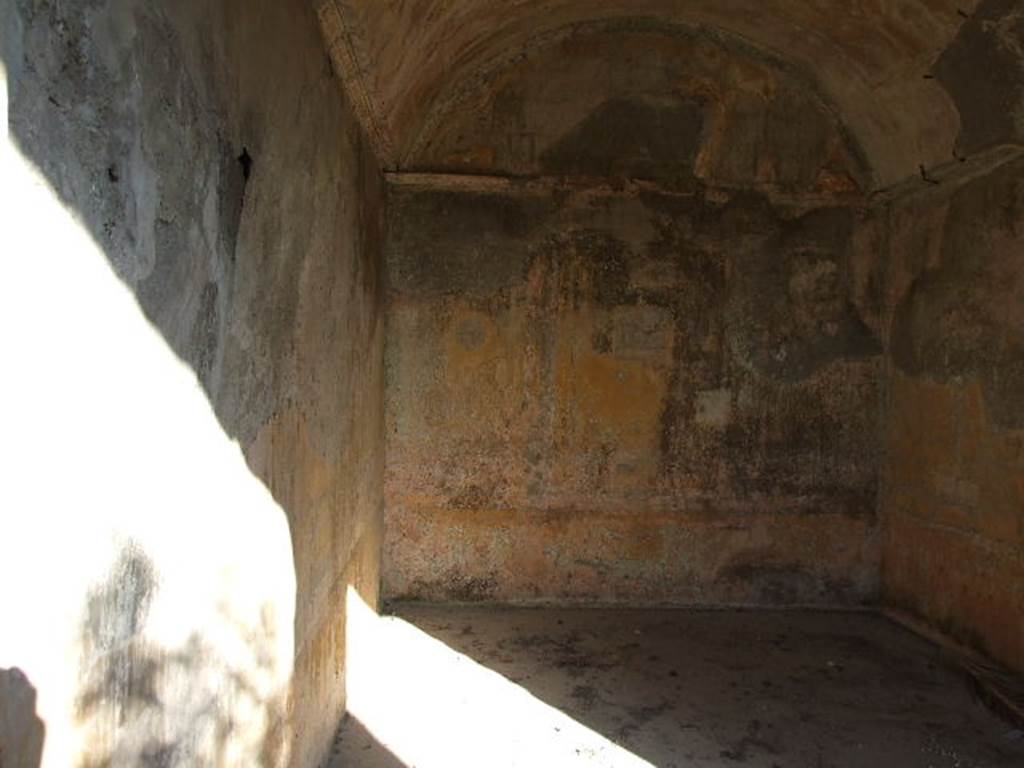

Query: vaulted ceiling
[[315, 0, 1024, 192]]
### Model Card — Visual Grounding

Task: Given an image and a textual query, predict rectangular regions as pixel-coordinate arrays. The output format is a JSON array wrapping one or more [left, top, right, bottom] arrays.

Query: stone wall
[[380, 9, 1024, 675], [880, 159, 1024, 673], [0, 5, 1022, 768], [384, 181, 883, 606], [316, 0, 983, 188], [381, 20, 886, 608], [0, 1, 383, 766]]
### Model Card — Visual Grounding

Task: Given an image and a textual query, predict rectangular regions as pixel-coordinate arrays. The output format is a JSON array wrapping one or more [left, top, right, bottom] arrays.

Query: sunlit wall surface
[[0, 1, 385, 765], [0, 59, 297, 768]]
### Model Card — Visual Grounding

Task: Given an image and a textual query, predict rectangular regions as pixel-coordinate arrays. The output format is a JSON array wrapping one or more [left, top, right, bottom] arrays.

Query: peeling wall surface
[[382, 37, 887, 607], [385, 171, 888, 607], [405, 23, 870, 197], [0, 1, 382, 766], [371, 1, 1024, 674], [318, 0, 1024, 189], [880, 159, 1024, 674], [1, 0, 1023, 764], [385, 181, 883, 606], [378, 7, 1024, 667]]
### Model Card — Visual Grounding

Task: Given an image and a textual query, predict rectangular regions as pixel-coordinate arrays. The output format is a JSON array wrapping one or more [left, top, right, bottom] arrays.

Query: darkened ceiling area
[[315, 0, 1024, 192]]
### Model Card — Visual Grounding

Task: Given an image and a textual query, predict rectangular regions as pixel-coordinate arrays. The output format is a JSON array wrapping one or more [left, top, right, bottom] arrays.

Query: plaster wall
[[0, 1, 383, 766], [384, 182, 884, 606], [318, 0, 996, 188], [381, 26, 886, 608], [1, 4, 1023, 767], [880, 159, 1024, 674], [381, 11, 1024, 676]]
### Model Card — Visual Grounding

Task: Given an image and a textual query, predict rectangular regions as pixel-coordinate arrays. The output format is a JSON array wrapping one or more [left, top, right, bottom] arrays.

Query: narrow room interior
[[1, 1, 1022, 767]]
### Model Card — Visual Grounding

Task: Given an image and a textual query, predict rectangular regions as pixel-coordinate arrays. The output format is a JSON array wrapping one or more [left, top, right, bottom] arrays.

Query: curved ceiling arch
[[317, 0, 1010, 189], [402, 17, 876, 194]]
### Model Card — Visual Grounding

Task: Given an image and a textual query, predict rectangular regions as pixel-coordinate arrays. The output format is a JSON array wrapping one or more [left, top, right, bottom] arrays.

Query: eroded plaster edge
[[314, 0, 397, 168]]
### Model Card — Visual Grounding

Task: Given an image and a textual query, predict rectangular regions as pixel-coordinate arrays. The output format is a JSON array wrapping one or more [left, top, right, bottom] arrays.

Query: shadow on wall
[[0, 0, 381, 766], [326, 715, 407, 768], [73, 549, 287, 768], [0, 668, 45, 768]]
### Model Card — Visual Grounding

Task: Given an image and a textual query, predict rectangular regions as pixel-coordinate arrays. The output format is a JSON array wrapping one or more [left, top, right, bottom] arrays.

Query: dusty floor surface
[[329, 606, 1024, 768]]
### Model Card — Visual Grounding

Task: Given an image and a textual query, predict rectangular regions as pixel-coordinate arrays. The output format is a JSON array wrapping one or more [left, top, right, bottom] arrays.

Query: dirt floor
[[329, 606, 1024, 768]]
